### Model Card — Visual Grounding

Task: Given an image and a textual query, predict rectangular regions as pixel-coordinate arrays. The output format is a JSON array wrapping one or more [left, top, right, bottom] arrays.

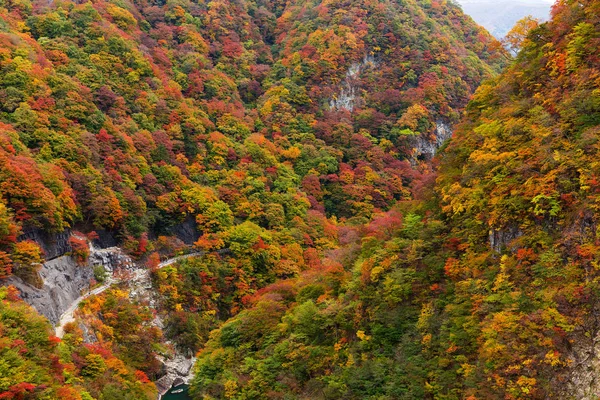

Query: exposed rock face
[[4, 255, 93, 325], [155, 352, 196, 397], [555, 313, 600, 399], [166, 215, 201, 245], [3, 238, 135, 326], [124, 258, 198, 397], [88, 244, 136, 271], [488, 226, 522, 253], [92, 229, 118, 249], [329, 55, 377, 112], [414, 120, 453, 159], [18, 228, 72, 260], [5, 230, 198, 396]]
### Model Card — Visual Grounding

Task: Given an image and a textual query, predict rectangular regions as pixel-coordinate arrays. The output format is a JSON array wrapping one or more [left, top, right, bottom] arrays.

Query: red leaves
[[221, 36, 244, 58], [96, 128, 113, 143], [516, 248, 538, 265], [0, 382, 37, 399], [0, 251, 12, 279], [69, 236, 89, 265], [364, 209, 402, 240]]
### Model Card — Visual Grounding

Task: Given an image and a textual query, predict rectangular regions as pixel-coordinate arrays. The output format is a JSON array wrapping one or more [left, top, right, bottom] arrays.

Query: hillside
[[0, 0, 572, 400], [188, 0, 600, 399], [0, 0, 509, 396], [2, 0, 598, 397], [0, 285, 158, 399], [0, 0, 502, 281]]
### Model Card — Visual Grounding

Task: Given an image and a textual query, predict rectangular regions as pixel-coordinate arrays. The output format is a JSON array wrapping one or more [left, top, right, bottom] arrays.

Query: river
[[162, 384, 192, 399]]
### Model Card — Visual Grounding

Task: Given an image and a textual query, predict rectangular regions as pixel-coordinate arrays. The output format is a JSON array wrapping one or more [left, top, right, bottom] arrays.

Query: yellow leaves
[[11, 55, 32, 72], [421, 333, 432, 346], [544, 350, 562, 367], [279, 10, 293, 24], [181, 28, 209, 54], [363, 166, 379, 184], [344, 31, 358, 50], [345, 353, 355, 367], [224, 379, 238, 398], [280, 146, 301, 160], [469, 148, 515, 165], [458, 362, 475, 378], [356, 330, 371, 341], [111, 289, 129, 300], [106, 4, 137, 30], [578, 168, 592, 192], [397, 104, 429, 131], [515, 375, 536, 395], [106, 357, 129, 377], [439, 183, 486, 217], [417, 302, 434, 332], [503, 16, 539, 55], [491, 255, 512, 293], [370, 266, 384, 282], [260, 86, 291, 116]]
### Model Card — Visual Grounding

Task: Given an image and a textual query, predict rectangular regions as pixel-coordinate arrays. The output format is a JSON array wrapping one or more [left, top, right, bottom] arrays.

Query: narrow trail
[[55, 252, 201, 338]]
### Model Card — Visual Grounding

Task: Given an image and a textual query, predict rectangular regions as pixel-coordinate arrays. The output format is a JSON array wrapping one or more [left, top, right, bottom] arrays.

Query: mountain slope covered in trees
[[0, 0, 505, 396], [188, 0, 600, 399], [0, 0, 502, 276], [6, 0, 599, 398]]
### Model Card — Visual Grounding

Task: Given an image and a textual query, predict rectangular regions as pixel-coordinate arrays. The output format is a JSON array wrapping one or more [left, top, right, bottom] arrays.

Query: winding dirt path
[[55, 252, 201, 338]]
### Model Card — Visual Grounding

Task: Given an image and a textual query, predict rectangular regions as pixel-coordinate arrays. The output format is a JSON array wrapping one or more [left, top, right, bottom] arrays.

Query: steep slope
[[0, 286, 157, 399], [436, 0, 600, 396], [189, 0, 600, 399], [0, 0, 503, 272], [0, 0, 507, 397]]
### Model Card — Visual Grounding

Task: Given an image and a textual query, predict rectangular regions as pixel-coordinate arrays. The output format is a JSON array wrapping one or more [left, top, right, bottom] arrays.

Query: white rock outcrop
[[414, 120, 453, 159], [329, 54, 377, 112]]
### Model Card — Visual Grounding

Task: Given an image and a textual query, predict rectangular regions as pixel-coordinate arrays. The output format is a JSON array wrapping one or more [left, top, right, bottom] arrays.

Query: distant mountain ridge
[[457, 0, 552, 38]]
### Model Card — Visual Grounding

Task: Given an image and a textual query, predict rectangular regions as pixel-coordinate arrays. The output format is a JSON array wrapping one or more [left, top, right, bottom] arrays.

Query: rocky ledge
[[155, 351, 196, 398], [4, 255, 94, 325]]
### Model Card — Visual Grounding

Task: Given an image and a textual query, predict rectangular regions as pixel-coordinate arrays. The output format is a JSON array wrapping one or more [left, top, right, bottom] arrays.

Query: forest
[[0, 0, 598, 398]]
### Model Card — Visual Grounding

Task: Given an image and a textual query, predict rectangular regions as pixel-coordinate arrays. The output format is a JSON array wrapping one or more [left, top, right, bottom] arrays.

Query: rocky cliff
[[18, 228, 72, 261], [4, 236, 135, 325], [5, 255, 93, 325]]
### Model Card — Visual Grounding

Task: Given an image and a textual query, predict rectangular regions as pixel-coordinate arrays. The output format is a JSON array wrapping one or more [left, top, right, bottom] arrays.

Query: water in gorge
[[162, 384, 192, 400]]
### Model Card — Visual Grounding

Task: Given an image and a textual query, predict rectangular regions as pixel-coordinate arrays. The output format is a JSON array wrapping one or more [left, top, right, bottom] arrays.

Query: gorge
[[0, 0, 598, 398]]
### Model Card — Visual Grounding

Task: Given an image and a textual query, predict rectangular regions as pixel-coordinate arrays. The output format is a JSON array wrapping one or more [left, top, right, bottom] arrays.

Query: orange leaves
[[444, 257, 462, 280], [134, 370, 151, 383], [515, 248, 537, 265], [575, 243, 599, 259], [194, 233, 225, 251], [0, 251, 12, 280], [12, 240, 43, 266], [54, 386, 82, 400], [146, 252, 160, 271]]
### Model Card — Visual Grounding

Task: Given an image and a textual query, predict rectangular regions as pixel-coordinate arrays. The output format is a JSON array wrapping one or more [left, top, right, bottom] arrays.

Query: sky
[[453, 0, 553, 38]]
